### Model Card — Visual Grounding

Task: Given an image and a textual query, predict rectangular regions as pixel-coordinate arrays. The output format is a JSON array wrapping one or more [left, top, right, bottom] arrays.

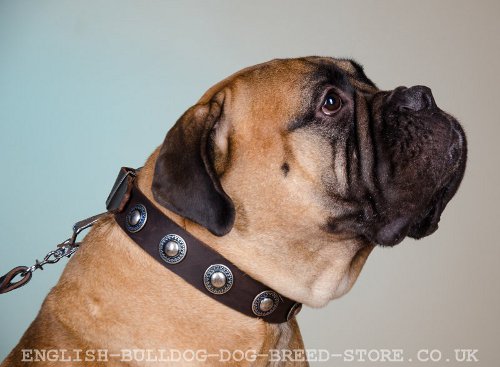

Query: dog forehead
[[199, 57, 376, 105], [196, 60, 316, 135], [198, 58, 313, 103], [302, 56, 378, 92]]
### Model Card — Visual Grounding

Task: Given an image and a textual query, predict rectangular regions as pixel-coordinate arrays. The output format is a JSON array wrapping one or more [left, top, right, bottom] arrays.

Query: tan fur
[[2, 58, 375, 366]]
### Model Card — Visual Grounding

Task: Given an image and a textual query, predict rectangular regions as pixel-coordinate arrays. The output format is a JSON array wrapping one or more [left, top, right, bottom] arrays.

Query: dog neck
[[19, 149, 369, 363], [115, 175, 300, 323], [137, 150, 374, 309]]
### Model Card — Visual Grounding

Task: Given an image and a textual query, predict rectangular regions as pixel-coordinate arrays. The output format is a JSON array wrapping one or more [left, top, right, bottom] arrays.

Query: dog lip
[[447, 130, 464, 167], [360, 95, 467, 246], [373, 217, 411, 246], [449, 119, 466, 162], [326, 89, 466, 248]]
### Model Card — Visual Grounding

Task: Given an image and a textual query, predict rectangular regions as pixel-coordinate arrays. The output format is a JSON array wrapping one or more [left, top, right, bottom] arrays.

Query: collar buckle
[[105, 167, 139, 212]]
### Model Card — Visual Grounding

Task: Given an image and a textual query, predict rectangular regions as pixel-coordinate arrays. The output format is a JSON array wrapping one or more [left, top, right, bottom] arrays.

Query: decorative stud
[[259, 297, 275, 312], [125, 204, 147, 233], [204, 264, 233, 294], [286, 302, 302, 321], [210, 271, 227, 289], [252, 290, 280, 317], [159, 234, 187, 264], [164, 241, 179, 257]]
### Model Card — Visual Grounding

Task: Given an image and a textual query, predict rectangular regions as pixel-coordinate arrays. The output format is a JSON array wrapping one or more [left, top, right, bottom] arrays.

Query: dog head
[[151, 57, 466, 303]]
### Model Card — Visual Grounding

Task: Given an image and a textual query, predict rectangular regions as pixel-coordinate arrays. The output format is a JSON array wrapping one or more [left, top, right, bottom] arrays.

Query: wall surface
[[0, 1, 499, 365]]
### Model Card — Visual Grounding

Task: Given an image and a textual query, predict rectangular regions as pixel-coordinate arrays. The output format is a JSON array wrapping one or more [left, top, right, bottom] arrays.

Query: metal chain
[[1, 167, 138, 294], [0, 212, 106, 294], [22, 239, 80, 275]]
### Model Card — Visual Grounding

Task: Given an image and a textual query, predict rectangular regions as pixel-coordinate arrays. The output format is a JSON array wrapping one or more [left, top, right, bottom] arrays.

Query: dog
[[2, 57, 466, 366]]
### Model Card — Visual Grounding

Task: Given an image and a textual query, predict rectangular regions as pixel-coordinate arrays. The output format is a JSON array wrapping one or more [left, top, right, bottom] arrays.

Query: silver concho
[[159, 234, 187, 264], [252, 290, 280, 317], [286, 302, 302, 321], [125, 204, 147, 233], [204, 264, 233, 295]]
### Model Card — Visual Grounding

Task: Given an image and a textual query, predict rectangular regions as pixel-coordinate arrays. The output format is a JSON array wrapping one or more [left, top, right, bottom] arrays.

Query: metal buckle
[[0, 212, 107, 294], [1, 165, 141, 295], [105, 167, 138, 212]]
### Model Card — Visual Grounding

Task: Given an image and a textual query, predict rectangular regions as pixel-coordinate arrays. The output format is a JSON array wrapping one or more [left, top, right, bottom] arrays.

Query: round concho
[[203, 264, 233, 295], [159, 234, 187, 264], [125, 204, 147, 233], [252, 290, 280, 317]]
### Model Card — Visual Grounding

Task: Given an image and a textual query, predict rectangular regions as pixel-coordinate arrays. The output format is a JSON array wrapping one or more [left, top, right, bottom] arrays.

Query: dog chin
[[334, 244, 374, 297], [307, 242, 375, 308]]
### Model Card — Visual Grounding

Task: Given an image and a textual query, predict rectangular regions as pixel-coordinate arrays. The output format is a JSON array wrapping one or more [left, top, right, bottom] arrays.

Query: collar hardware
[[115, 174, 302, 323], [204, 264, 234, 295], [1, 166, 302, 324], [159, 234, 187, 264]]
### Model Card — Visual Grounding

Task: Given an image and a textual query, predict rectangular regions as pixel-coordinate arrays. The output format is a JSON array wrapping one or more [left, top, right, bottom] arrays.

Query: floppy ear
[[152, 93, 235, 236]]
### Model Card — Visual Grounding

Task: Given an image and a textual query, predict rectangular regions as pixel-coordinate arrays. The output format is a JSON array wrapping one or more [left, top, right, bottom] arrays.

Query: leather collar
[[110, 168, 302, 323]]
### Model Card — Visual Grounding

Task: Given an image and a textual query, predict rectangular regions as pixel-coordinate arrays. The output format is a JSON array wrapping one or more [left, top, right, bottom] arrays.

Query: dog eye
[[322, 93, 342, 115]]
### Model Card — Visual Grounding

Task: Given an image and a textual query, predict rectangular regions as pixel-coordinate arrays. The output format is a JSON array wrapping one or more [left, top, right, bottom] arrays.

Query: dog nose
[[392, 85, 435, 112]]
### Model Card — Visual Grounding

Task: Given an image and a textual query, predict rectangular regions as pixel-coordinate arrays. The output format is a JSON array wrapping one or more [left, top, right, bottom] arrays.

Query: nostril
[[398, 105, 413, 113]]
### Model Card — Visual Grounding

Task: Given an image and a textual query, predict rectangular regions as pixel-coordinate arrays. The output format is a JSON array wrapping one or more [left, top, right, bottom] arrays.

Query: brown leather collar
[[112, 168, 302, 323]]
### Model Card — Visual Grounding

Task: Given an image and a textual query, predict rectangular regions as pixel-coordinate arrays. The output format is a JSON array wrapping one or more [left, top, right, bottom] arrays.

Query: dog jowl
[[317, 66, 467, 247], [365, 85, 466, 245]]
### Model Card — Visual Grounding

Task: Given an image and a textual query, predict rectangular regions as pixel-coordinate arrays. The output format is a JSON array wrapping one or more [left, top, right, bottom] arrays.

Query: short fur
[[2, 57, 466, 366]]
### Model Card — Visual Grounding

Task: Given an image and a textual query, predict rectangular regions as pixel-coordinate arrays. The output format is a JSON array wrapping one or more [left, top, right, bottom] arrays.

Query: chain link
[[1, 167, 136, 294], [23, 240, 80, 275], [0, 212, 106, 293]]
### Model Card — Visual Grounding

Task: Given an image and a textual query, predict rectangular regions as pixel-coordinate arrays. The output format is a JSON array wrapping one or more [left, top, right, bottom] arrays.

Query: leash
[[0, 167, 137, 294], [0, 167, 302, 322], [0, 213, 106, 294]]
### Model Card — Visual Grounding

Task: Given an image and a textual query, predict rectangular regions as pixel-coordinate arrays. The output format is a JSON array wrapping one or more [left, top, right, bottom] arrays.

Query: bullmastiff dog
[[2, 57, 467, 366]]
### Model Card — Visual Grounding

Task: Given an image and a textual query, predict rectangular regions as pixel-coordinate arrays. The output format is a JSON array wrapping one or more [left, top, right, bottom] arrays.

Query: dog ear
[[152, 94, 235, 236]]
